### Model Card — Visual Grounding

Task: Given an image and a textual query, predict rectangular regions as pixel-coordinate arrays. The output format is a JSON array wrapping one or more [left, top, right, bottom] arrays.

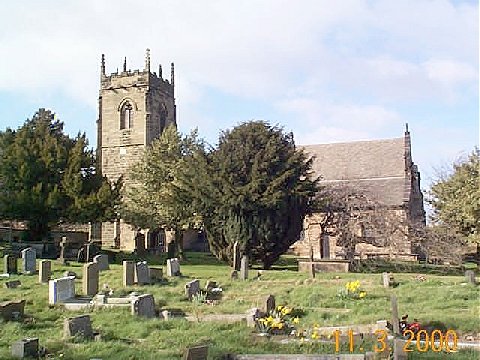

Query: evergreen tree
[[180, 121, 319, 269], [0, 109, 120, 241]]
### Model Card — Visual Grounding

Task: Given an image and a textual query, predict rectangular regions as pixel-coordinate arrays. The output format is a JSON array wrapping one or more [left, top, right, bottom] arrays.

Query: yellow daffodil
[[293, 317, 300, 324], [359, 291, 366, 298]]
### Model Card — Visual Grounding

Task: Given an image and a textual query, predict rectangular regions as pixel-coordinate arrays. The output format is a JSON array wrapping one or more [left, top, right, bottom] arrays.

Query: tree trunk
[[175, 229, 186, 261]]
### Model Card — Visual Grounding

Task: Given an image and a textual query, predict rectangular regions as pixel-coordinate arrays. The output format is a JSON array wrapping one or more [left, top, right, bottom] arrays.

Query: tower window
[[120, 102, 133, 129]]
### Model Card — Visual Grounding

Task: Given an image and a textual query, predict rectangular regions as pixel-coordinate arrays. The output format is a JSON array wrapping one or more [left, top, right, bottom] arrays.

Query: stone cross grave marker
[[93, 254, 109, 271], [240, 255, 248, 280], [83, 262, 99, 296], [232, 241, 240, 271], [11, 338, 39, 359], [3, 255, 17, 274], [49, 276, 76, 304], [265, 294, 276, 314], [465, 270, 476, 285], [123, 261, 135, 287], [59, 236, 67, 264], [135, 261, 151, 285], [185, 279, 201, 300], [21, 248, 36, 274], [63, 315, 93, 339], [131, 294, 156, 318]]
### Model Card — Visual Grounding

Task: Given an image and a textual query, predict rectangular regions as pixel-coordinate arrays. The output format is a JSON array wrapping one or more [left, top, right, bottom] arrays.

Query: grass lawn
[[0, 252, 478, 359]]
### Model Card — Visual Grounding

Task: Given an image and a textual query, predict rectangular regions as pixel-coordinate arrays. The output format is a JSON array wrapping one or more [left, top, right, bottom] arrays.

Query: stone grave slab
[[131, 294, 155, 318], [63, 315, 93, 339], [21, 247, 36, 274], [11, 338, 39, 359], [49, 276, 76, 305], [150, 267, 163, 282], [183, 344, 208, 360], [83, 262, 99, 296], [39, 260, 51, 283], [185, 279, 200, 300], [0, 300, 25, 321], [166, 258, 181, 276], [135, 261, 150, 285], [93, 254, 109, 271], [123, 261, 135, 286]]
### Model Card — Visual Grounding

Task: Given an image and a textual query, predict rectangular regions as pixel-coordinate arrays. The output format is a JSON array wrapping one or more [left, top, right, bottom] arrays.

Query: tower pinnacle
[[123, 57, 127, 73], [145, 48, 150, 72]]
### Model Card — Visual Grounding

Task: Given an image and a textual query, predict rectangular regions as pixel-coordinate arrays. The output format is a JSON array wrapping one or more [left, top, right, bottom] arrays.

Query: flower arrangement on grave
[[337, 280, 367, 300], [255, 305, 299, 335]]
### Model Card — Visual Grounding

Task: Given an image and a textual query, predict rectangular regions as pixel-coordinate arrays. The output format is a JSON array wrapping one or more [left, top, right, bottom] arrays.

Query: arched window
[[120, 102, 133, 129]]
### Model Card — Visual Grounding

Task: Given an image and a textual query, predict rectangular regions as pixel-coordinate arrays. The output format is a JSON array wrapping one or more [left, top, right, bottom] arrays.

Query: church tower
[[97, 49, 176, 250]]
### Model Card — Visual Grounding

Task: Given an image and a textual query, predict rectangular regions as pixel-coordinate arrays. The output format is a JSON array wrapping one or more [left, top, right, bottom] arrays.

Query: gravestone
[[465, 270, 476, 284], [11, 338, 38, 359], [93, 254, 109, 271], [135, 261, 150, 285], [185, 279, 201, 300], [150, 267, 163, 282], [183, 344, 208, 360], [265, 295, 275, 314], [39, 260, 51, 283], [49, 276, 76, 304], [63, 315, 93, 339], [240, 256, 248, 280], [83, 262, 99, 296], [4, 280, 21, 289], [4, 255, 17, 274], [232, 241, 240, 271], [166, 258, 181, 277], [390, 294, 400, 335], [59, 236, 67, 264], [205, 280, 217, 292], [0, 300, 26, 321], [123, 261, 135, 287], [131, 294, 156, 318], [382, 272, 392, 288], [393, 338, 408, 360], [76, 247, 86, 263], [21, 248, 36, 274], [230, 270, 238, 280], [245, 308, 261, 327]]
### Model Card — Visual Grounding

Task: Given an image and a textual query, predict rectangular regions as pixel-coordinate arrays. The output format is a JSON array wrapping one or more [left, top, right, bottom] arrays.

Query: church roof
[[301, 137, 408, 206]]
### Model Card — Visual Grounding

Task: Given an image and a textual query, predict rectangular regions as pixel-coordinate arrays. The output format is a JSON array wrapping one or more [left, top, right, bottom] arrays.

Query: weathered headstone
[[83, 262, 99, 296], [63, 315, 93, 339], [11, 338, 38, 359], [39, 260, 51, 283], [205, 280, 217, 292], [230, 270, 238, 280], [382, 272, 392, 288], [265, 295, 276, 314], [465, 270, 476, 284], [240, 255, 248, 280], [245, 308, 261, 327], [131, 294, 155, 318], [135, 261, 150, 285], [0, 300, 25, 321], [391, 294, 400, 335], [76, 247, 86, 263], [93, 254, 109, 271], [183, 344, 208, 360], [393, 338, 408, 360], [21, 248, 36, 274], [150, 267, 163, 282], [166, 258, 181, 277], [49, 276, 76, 304], [4, 280, 21, 289], [232, 241, 240, 271], [3, 254, 17, 274], [185, 279, 201, 300], [123, 261, 135, 287], [59, 236, 67, 264], [309, 263, 316, 278]]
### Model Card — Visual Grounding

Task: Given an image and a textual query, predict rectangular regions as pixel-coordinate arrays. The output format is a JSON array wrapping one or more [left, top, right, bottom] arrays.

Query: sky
[[0, 0, 478, 190]]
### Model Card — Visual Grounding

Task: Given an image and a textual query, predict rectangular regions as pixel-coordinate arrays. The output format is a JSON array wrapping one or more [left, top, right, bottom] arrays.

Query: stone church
[[96, 49, 176, 251], [93, 49, 425, 258], [292, 128, 426, 260]]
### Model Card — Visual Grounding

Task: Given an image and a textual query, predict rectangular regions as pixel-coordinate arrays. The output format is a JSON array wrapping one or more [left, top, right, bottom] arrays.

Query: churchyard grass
[[0, 252, 478, 359]]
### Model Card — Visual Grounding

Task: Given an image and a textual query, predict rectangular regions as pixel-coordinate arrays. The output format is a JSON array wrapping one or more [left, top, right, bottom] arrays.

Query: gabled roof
[[301, 137, 408, 206]]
